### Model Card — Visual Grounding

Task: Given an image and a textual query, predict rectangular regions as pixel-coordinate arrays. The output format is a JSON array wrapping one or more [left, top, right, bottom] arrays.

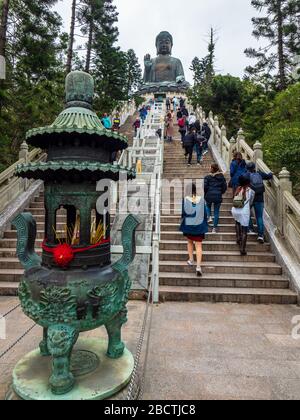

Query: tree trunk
[[85, 16, 93, 73], [277, 0, 286, 90], [0, 0, 10, 58], [66, 0, 76, 74]]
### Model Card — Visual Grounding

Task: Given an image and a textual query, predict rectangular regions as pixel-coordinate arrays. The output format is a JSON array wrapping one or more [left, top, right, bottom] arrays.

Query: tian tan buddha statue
[[139, 31, 190, 94]]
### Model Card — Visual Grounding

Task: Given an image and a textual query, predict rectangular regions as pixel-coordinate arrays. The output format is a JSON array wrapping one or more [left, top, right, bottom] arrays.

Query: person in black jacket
[[183, 127, 197, 166], [201, 122, 212, 155], [204, 163, 228, 233]]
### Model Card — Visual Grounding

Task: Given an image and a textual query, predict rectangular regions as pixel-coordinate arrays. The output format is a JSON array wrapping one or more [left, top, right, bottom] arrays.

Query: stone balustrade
[[194, 105, 300, 288], [0, 143, 46, 213]]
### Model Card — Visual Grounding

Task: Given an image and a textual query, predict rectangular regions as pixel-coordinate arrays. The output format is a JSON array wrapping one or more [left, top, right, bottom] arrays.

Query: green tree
[[262, 83, 300, 196], [245, 0, 300, 90], [0, 0, 66, 166], [124, 49, 142, 97]]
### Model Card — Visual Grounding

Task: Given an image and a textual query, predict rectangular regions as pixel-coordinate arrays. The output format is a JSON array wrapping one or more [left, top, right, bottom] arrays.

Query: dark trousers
[[185, 145, 194, 164]]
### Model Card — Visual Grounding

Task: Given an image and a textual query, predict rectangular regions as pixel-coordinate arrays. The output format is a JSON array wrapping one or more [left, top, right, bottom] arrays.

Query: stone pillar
[[221, 125, 227, 157], [253, 141, 263, 164], [278, 167, 293, 236], [236, 128, 245, 153], [214, 116, 219, 149], [229, 137, 237, 170]]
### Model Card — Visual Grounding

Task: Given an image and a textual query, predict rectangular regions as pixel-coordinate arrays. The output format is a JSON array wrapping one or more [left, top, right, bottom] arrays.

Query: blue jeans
[[206, 202, 221, 228], [249, 202, 265, 237], [194, 144, 203, 163]]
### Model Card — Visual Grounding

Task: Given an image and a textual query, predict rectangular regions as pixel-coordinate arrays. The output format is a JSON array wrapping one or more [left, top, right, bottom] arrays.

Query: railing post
[[214, 116, 219, 149], [237, 128, 245, 153], [229, 137, 237, 170], [19, 141, 29, 162], [221, 125, 227, 157], [253, 141, 263, 164], [278, 167, 293, 236]]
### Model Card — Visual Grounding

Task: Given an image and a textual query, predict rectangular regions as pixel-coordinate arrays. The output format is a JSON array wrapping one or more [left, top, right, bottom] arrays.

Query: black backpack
[[250, 173, 265, 195]]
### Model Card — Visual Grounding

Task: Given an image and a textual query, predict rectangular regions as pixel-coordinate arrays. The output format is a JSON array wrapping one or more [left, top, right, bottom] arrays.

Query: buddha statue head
[[156, 31, 173, 56]]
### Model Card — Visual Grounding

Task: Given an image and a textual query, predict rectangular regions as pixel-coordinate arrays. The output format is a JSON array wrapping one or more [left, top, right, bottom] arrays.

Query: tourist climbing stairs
[[159, 138, 297, 304]]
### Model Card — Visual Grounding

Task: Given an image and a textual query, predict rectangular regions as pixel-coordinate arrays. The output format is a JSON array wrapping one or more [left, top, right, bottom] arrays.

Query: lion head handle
[[12, 213, 42, 271]]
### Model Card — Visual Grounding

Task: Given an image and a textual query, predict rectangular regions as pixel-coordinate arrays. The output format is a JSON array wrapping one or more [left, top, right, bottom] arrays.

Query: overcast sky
[[56, 0, 260, 83]]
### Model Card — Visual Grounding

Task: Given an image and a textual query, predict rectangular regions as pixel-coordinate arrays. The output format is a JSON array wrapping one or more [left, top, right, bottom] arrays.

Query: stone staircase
[[0, 113, 138, 296], [159, 139, 298, 304], [0, 192, 45, 295]]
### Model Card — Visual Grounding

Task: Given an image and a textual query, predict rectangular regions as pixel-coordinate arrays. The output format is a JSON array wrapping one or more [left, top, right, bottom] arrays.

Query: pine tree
[[66, 0, 77, 74], [0, 0, 66, 159], [124, 49, 142, 96], [245, 0, 300, 90]]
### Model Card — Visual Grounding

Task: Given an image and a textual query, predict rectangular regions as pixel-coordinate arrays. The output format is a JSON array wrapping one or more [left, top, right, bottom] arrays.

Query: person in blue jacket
[[230, 152, 247, 195], [179, 183, 209, 277], [101, 113, 112, 130], [139, 106, 148, 124]]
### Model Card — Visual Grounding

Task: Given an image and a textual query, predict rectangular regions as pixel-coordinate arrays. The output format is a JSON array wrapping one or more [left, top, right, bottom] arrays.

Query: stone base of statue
[[138, 80, 190, 95], [11, 338, 134, 401]]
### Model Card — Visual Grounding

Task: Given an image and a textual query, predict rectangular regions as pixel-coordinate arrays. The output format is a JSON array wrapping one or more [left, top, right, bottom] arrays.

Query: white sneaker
[[258, 236, 265, 244], [212, 228, 218, 234], [187, 260, 194, 266], [196, 267, 202, 277], [208, 217, 213, 225]]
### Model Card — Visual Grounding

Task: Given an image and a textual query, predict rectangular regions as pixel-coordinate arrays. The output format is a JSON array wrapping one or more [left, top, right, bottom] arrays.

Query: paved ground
[[2, 298, 300, 400], [142, 302, 300, 400], [0, 297, 145, 400]]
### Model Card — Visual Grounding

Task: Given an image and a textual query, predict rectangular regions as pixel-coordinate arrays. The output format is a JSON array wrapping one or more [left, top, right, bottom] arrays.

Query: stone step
[[160, 216, 239, 224], [0, 282, 18, 296], [159, 286, 298, 305], [0, 238, 44, 248], [159, 239, 271, 252], [158, 261, 282, 275], [4, 230, 47, 240], [0, 269, 24, 283], [161, 224, 240, 233], [159, 272, 289, 289], [159, 250, 276, 263]]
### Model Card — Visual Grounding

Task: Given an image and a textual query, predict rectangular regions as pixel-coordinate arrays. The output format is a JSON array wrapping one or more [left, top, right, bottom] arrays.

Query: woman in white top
[[232, 175, 255, 256]]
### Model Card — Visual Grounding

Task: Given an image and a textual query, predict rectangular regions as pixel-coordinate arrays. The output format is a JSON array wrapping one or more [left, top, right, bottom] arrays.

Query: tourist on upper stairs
[[165, 111, 174, 142], [101, 113, 112, 130], [112, 114, 121, 132], [180, 182, 209, 277], [166, 97, 171, 111], [230, 152, 247, 195], [139, 106, 148, 124], [179, 97, 185, 108], [188, 112, 197, 129], [204, 164, 228, 234], [178, 115, 187, 144], [232, 175, 255, 256], [194, 132, 206, 165], [177, 108, 183, 120], [172, 96, 178, 112], [183, 127, 197, 166], [246, 162, 273, 244], [181, 106, 189, 118], [201, 121, 212, 156]]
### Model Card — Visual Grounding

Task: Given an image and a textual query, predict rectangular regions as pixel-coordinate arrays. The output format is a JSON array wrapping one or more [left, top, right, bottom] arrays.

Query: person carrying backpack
[[232, 175, 255, 256], [178, 116, 187, 143], [183, 127, 197, 166], [112, 114, 121, 132], [179, 183, 209, 276], [246, 162, 273, 243], [204, 164, 228, 233], [166, 97, 171, 111], [201, 122, 212, 155], [194, 133, 206, 165]]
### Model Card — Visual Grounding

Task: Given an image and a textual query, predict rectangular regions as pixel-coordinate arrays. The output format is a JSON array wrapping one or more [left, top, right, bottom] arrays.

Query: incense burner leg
[[105, 311, 126, 359], [39, 327, 50, 356], [47, 324, 79, 395]]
